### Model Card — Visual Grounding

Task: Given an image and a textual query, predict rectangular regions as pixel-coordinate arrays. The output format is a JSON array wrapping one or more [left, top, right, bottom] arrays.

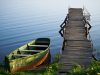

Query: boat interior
[[12, 40, 50, 59]]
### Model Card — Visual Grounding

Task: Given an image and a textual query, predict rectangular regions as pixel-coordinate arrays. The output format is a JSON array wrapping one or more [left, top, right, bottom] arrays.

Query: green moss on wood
[[4, 38, 50, 72]]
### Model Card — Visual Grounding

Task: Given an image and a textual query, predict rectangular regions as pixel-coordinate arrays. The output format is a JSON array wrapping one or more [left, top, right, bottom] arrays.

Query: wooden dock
[[59, 8, 92, 73]]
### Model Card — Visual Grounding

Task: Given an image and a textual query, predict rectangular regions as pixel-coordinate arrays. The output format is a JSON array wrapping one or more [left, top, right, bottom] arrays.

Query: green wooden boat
[[4, 38, 51, 72]]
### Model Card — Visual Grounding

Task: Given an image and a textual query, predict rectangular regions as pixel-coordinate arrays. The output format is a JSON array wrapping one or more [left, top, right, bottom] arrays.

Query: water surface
[[0, 0, 100, 64]]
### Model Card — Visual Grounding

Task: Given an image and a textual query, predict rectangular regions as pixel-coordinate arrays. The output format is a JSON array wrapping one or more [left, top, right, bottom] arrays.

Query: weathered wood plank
[[19, 50, 43, 52], [65, 46, 91, 49], [65, 37, 87, 40], [64, 49, 92, 52], [59, 59, 92, 63], [61, 55, 92, 59], [12, 54, 32, 57], [29, 45, 48, 47], [62, 53, 92, 57], [36, 41, 49, 43], [59, 69, 71, 72]]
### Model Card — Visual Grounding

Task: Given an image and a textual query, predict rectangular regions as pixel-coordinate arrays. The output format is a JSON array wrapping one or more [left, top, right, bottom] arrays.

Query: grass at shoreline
[[1, 60, 100, 75], [1, 53, 100, 75], [0, 63, 61, 75], [66, 60, 100, 75]]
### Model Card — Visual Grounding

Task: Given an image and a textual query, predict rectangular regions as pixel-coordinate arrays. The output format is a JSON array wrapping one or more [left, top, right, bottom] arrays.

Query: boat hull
[[11, 49, 50, 72]]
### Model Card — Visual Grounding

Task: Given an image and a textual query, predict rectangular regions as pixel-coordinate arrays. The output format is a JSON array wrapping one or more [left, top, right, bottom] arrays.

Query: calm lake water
[[0, 0, 100, 64]]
